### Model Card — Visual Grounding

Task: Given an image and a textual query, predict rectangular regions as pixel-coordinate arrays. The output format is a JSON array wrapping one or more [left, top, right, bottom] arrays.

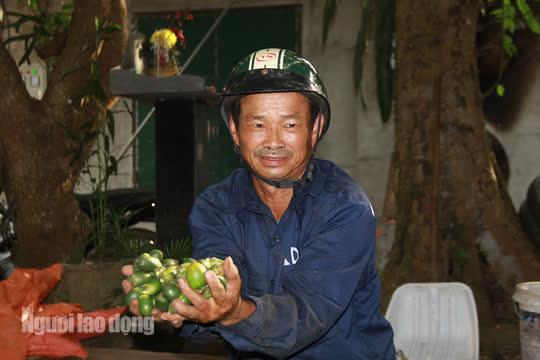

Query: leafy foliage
[[323, 0, 395, 123], [2, 2, 72, 65], [490, 0, 540, 57], [163, 236, 193, 260], [322, 0, 336, 46], [324, 0, 540, 117]]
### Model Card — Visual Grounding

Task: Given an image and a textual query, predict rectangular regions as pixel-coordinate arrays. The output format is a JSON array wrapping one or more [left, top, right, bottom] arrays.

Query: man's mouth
[[259, 156, 288, 167]]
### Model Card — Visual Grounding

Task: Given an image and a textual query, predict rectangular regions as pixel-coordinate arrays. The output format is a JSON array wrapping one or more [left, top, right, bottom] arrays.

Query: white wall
[[490, 82, 540, 209], [75, 99, 136, 194]]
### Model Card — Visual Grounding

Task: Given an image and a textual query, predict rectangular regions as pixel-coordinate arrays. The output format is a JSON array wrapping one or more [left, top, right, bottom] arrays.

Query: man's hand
[[121, 264, 186, 327], [171, 256, 255, 326]]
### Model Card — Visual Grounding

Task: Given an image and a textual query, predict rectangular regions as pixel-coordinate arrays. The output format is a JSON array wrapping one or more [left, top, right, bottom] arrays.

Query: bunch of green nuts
[[125, 249, 227, 316]]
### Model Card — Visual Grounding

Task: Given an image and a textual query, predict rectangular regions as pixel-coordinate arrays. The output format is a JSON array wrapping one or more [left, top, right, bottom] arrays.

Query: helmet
[[220, 48, 331, 141], [220, 48, 331, 189]]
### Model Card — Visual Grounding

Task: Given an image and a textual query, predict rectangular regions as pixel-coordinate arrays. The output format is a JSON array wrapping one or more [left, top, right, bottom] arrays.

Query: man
[[122, 48, 395, 359]]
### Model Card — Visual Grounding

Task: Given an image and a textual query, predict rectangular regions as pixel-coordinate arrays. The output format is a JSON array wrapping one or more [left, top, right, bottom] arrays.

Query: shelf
[[109, 68, 220, 103]]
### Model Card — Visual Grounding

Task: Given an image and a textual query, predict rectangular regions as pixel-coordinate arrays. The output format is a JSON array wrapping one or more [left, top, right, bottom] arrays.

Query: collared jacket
[[178, 159, 395, 359]]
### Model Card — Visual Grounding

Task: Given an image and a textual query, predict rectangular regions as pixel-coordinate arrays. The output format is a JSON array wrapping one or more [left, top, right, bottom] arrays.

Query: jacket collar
[[229, 158, 325, 214]]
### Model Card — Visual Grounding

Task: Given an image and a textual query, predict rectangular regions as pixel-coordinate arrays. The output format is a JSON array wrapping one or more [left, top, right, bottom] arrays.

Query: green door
[[136, 6, 301, 189]]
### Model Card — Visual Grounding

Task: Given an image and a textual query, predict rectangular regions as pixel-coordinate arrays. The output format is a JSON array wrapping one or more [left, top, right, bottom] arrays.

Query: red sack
[[0, 263, 126, 360]]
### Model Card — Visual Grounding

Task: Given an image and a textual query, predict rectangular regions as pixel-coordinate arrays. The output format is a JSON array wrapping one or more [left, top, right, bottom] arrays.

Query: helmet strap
[[234, 145, 315, 189]]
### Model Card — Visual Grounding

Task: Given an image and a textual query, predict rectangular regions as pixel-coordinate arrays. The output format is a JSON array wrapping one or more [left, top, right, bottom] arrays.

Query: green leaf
[[375, 0, 395, 123], [516, 0, 529, 14], [106, 110, 115, 140], [502, 34, 518, 56], [104, 135, 110, 155], [516, 0, 540, 33], [95, 17, 100, 31], [322, 0, 337, 46], [490, 8, 504, 19], [101, 23, 123, 33], [106, 157, 118, 177], [496, 84, 505, 97], [353, 1, 374, 93]]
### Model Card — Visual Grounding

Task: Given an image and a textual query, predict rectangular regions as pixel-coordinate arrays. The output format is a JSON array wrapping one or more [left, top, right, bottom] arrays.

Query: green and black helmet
[[220, 48, 331, 141]]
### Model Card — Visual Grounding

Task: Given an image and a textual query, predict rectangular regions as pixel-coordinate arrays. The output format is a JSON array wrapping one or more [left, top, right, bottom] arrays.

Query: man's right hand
[[121, 265, 186, 328]]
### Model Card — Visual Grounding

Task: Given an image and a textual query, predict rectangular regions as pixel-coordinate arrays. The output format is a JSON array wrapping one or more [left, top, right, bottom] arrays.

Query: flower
[[150, 29, 177, 49], [170, 27, 185, 47]]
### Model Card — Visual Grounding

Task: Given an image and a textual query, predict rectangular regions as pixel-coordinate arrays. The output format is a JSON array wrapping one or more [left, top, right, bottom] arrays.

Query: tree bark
[[382, 0, 540, 339], [0, 0, 127, 267]]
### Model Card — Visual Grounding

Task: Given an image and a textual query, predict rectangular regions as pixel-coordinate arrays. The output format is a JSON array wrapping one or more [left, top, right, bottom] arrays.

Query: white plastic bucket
[[513, 282, 540, 360]]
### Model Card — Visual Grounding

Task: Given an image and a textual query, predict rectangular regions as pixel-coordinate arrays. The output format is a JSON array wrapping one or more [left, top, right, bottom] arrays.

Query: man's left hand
[[170, 256, 255, 326]]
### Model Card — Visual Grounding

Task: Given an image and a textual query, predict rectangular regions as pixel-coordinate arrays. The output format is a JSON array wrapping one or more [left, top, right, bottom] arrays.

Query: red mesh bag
[[0, 263, 126, 359]]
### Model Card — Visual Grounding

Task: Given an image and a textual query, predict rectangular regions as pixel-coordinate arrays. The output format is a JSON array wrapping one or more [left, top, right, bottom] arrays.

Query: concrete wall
[[489, 83, 540, 209], [75, 100, 136, 194]]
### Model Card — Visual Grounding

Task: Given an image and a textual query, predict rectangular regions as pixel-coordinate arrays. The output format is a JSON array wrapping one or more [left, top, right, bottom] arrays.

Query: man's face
[[229, 92, 323, 181]]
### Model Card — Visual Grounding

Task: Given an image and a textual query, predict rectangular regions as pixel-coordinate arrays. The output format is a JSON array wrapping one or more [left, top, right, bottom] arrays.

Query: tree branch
[[43, 0, 127, 111], [98, 0, 128, 106]]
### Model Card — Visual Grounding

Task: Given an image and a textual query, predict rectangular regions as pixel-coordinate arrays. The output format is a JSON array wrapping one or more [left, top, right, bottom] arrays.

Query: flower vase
[[145, 43, 178, 78]]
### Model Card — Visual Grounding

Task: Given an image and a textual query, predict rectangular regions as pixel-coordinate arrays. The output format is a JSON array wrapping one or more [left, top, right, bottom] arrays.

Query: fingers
[[223, 257, 241, 293], [122, 279, 132, 294], [151, 309, 162, 321], [161, 312, 185, 328], [122, 265, 133, 276], [170, 298, 200, 321], [206, 270, 226, 301], [178, 278, 204, 308], [129, 299, 140, 316], [170, 318, 184, 328]]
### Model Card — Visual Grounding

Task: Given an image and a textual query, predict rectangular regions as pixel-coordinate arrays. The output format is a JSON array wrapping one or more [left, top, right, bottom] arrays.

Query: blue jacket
[[179, 159, 395, 359]]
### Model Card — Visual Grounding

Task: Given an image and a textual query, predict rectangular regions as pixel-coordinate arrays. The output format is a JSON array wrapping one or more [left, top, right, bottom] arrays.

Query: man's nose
[[263, 126, 284, 149]]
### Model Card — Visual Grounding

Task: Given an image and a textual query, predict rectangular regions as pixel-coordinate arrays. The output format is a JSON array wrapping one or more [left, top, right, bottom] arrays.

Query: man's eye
[[254, 123, 264, 128], [285, 123, 296, 128]]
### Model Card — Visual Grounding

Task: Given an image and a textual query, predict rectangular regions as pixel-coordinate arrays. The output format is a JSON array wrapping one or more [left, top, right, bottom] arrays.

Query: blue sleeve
[[176, 193, 245, 343], [215, 201, 377, 359]]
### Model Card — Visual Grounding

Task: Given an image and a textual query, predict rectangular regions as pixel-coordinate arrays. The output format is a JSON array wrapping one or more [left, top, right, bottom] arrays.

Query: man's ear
[[311, 113, 325, 147], [229, 115, 240, 147]]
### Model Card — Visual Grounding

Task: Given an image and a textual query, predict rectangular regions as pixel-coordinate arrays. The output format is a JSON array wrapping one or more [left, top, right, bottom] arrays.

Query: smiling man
[[122, 48, 395, 359]]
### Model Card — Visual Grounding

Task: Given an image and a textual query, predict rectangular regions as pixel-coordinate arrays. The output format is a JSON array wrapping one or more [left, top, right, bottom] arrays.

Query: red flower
[[186, 13, 194, 21], [176, 29, 185, 45], [175, 10, 182, 19]]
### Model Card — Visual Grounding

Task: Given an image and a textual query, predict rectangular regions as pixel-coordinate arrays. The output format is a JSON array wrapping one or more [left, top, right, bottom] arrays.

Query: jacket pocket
[[246, 273, 268, 296]]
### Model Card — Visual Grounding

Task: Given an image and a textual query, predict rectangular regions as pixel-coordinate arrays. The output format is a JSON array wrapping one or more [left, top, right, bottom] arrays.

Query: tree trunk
[[0, 0, 127, 267], [382, 0, 540, 344]]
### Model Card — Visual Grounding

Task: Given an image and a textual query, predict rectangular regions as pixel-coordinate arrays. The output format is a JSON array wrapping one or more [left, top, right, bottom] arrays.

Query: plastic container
[[513, 282, 540, 360], [385, 282, 479, 360]]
